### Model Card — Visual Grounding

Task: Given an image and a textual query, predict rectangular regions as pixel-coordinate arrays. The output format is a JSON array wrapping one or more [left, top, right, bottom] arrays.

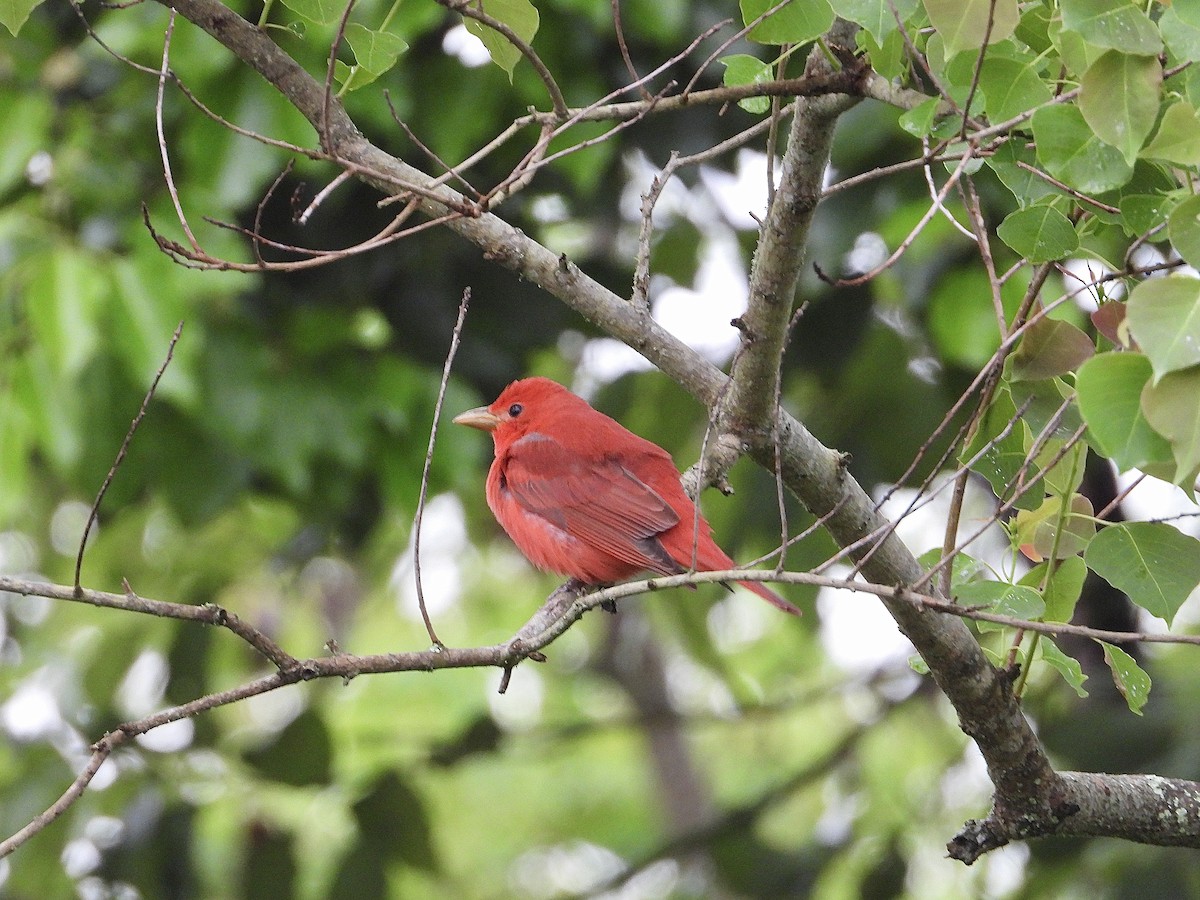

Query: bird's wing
[[501, 433, 684, 575]]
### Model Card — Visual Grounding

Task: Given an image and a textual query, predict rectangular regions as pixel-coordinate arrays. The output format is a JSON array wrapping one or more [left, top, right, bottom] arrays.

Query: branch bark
[[136, 0, 1200, 860]]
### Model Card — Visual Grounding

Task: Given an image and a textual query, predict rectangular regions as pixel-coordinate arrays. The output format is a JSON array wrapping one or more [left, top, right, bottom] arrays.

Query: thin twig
[[959, 174, 1007, 338], [298, 169, 352, 225], [0, 739, 119, 859], [413, 289, 472, 647], [823, 143, 1000, 197], [75, 322, 184, 593], [5, 555, 1197, 858], [923, 137, 975, 240], [251, 162, 294, 266], [69, 0, 161, 76], [322, 0, 357, 150], [440, 0, 568, 119], [384, 89, 482, 199], [958, 0, 998, 140], [819, 149, 976, 287], [681, 1, 789, 96], [156, 13, 201, 252], [1014, 161, 1121, 214], [611, 0, 651, 101]]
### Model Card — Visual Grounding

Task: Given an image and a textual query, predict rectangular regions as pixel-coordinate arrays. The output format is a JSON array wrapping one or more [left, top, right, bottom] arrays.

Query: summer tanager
[[453, 377, 800, 615]]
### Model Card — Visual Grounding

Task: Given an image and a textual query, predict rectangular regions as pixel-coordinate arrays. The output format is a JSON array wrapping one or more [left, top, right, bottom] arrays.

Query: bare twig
[[298, 169, 352, 225], [156, 13, 201, 252], [439, 0, 568, 119], [959, 174, 1007, 337], [958, 0, 999, 140], [923, 137, 976, 240], [3, 575, 296, 668], [0, 739, 119, 859], [820, 148, 975, 287], [322, 0, 357, 149], [1013, 161, 1121, 214], [681, 0, 789, 96], [385, 92, 481, 200], [611, 0, 650, 101], [412, 289, 472, 647], [75, 323, 184, 593]]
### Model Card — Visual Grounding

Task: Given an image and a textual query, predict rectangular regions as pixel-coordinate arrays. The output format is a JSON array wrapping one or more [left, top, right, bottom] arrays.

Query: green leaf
[[917, 548, 988, 589], [1086, 522, 1200, 626], [1011, 316, 1094, 380], [1020, 556, 1087, 623], [279, 0, 342, 25], [1142, 102, 1200, 166], [1125, 276, 1200, 381], [1015, 493, 1095, 562], [1060, 0, 1162, 56], [1008, 376, 1084, 442], [1118, 194, 1174, 237], [927, 267, 1020, 368], [0, 386, 31, 521], [1100, 641, 1151, 715], [957, 581, 1045, 632], [242, 829, 296, 900], [1077, 352, 1174, 472], [1040, 638, 1089, 698], [111, 259, 195, 403], [12, 345, 82, 470], [978, 56, 1054, 123], [922, 0, 1018, 55], [0, 0, 41, 34], [339, 23, 409, 91], [857, 24, 908, 80], [1078, 52, 1162, 165], [353, 771, 439, 871], [987, 141, 1063, 207], [1051, 15, 1107, 76], [831, 0, 918, 42], [1169, 195, 1200, 271], [1160, 1, 1200, 61], [1033, 438, 1087, 499], [463, 0, 540, 78], [961, 389, 1044, 510], [997, 205, 1080, 264], [1015, 3, 1054, 55], [909, 654, 930, 675], [898, 97, 943, 138], [1031, 104, 1134, 194], [741, 0, 834, 45], [1141, 367, 1200, 481], [720, 55, 772, 115]]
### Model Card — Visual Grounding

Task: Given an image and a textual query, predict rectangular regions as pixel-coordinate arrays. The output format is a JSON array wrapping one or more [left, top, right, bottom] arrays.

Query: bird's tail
[[681, 534, 803, 616]]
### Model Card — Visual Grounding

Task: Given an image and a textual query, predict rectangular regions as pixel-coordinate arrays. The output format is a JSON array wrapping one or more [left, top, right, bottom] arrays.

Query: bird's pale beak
[[452, 406, 501, 432]]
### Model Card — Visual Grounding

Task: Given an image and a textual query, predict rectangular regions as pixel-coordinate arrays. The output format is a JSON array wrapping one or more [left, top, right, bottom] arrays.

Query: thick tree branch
[[726, 23, 858, 440], [950, 773, 1200, 862]]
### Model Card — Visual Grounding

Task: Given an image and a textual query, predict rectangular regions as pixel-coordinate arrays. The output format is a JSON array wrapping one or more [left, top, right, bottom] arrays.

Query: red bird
[[453, 377, 800, 615]]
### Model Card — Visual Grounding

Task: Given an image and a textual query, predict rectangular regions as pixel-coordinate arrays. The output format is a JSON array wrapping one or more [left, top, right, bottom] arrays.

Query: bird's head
[[452, 377, 580, 446]]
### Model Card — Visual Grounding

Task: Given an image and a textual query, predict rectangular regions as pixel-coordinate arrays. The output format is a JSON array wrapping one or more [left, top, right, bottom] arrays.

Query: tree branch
[[135, 0, 1200, 861]]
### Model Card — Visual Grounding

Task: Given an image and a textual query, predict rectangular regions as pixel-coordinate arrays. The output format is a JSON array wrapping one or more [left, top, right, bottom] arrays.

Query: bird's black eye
[[508, 403, 523, 417]]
